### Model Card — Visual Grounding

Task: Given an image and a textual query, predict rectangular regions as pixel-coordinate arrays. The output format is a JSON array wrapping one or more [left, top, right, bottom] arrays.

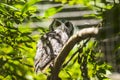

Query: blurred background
[[0, 0, 120, 80]]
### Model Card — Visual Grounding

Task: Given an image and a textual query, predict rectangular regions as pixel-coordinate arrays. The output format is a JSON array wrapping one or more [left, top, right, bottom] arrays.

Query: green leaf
[[0, 3, 19, 11], [44, 6, 62, 18], [24, 43, 33, 48], [21, 0, 41, 14]]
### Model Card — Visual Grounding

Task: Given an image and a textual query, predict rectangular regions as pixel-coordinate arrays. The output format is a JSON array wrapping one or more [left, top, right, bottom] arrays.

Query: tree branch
[[62, 38, 90, 68], [48, 26, 119, 80]]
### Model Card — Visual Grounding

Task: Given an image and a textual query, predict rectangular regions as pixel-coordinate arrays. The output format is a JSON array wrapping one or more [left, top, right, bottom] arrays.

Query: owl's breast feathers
[[34, 30, 69, 73]]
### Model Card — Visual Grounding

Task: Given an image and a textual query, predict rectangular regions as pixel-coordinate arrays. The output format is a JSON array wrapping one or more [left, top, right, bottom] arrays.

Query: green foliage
[[0, 0, 46, 80], [59, 40, 111, 80]]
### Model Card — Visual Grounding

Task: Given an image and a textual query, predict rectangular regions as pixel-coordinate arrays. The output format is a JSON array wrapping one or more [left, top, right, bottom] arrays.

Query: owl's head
[[49, 19, 74, 36]]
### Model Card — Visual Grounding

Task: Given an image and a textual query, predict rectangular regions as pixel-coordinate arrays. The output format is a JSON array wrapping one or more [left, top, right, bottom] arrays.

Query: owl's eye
[[64, 21, 74, 35], [65, 22, 73, 30], [65, 22, 71, 27], [54, 19, 61, 27], [65, 22, 70, 27], [49, 19, 62, 31]]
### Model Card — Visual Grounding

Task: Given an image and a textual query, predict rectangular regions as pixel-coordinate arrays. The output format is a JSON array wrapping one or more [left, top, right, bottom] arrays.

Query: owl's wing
[[34, 33, 64, 73], [34, 39, 54, 73]]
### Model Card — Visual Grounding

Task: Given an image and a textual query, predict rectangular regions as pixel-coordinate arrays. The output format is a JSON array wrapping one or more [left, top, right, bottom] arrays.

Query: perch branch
[[62, 38, 90, 68], [49, 26, 118, 80]]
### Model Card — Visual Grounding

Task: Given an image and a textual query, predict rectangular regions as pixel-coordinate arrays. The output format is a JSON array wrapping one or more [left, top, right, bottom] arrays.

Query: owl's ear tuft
[[49, 19, 62, 31]]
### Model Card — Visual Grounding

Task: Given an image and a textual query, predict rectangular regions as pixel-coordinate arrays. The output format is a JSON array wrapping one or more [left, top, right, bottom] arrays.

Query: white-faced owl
[[34, 19, 74, 73]]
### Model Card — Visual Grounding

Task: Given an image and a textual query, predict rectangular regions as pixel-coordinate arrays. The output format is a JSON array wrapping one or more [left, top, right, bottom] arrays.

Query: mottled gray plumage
[[34, 19, 74, 73]]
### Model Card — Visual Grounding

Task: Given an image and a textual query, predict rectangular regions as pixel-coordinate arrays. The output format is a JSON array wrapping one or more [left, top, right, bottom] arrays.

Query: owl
[[34, 19, 74, 73]]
